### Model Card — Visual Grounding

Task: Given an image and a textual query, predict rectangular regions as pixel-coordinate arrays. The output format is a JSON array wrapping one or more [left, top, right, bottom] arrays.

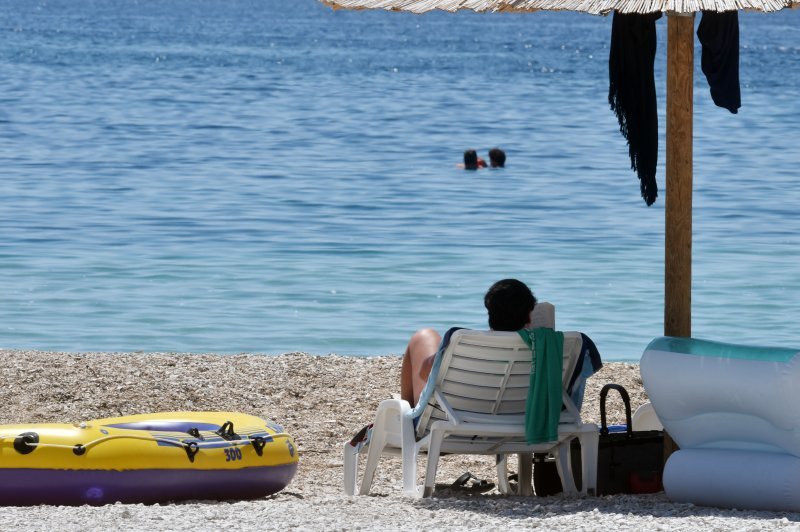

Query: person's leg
[[400, 328, 441, 407]]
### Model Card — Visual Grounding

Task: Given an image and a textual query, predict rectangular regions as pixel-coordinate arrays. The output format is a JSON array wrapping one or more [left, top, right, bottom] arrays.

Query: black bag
[[531, 452, 562, 496], [594, 383, 664, 495], [532, 383, 664, 496]]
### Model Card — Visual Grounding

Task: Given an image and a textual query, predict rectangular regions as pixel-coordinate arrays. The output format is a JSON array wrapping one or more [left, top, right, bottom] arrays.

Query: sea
[[1, 0, 798, 360]]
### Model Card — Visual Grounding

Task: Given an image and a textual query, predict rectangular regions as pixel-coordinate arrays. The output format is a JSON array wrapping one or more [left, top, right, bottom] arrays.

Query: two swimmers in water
[[459, 147, 505, 170]]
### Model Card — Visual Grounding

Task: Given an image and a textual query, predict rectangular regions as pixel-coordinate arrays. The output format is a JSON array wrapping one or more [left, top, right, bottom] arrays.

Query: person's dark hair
[[484, 279, 536, 331], [463, 149, 479, 170], [489, 148, 506, 168]]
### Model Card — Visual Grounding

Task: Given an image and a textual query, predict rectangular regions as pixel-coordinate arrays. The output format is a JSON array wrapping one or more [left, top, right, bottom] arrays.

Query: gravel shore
[[1, 349, 799, 531]]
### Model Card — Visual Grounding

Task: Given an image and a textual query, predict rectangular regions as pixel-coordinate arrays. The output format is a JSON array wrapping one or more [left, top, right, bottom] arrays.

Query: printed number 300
[[224, 447, 243, 461]]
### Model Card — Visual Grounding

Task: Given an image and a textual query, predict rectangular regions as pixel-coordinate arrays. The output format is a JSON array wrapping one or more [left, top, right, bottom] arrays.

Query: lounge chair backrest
[[415, 330, 583, 438]]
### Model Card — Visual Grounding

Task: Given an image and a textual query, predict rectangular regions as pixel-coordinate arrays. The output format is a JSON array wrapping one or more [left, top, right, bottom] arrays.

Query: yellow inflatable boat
[[0, 411, 298, 505]]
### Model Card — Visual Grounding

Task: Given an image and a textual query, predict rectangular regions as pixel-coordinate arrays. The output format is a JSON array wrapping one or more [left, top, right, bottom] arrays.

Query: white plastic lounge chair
[[343, 325, 599, 498]]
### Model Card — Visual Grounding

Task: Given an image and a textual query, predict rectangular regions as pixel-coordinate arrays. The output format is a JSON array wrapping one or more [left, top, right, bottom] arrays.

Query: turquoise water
[[1, 1, 798, 359]]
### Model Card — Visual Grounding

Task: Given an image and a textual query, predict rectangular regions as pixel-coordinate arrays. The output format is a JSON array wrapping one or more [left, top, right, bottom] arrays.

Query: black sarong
[[608, 11, 662, 206], [697, 11, 741, 114]]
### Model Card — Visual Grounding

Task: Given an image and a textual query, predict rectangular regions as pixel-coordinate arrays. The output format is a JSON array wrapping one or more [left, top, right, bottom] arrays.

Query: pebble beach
[[1, 349, 799, 530]]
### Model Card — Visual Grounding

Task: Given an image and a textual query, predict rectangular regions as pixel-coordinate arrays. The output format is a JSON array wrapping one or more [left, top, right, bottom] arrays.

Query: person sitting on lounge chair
[[400, 278, 535, 407]]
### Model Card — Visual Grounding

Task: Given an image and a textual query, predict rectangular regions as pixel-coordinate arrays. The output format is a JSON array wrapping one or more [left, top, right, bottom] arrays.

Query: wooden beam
[[665, 13, 694, 338]]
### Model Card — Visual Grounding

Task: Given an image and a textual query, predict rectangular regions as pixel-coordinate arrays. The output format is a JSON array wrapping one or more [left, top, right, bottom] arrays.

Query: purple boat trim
[[0, 463, 298, 506]]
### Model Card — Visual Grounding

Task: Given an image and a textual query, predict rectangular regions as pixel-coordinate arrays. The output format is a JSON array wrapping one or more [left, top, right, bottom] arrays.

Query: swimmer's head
[[489, 148, 506, 168], [463, 149, 479, 170]]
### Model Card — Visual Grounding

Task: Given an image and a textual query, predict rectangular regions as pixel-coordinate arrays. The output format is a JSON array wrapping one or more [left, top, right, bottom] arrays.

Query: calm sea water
[[1, 0, 798, 359]]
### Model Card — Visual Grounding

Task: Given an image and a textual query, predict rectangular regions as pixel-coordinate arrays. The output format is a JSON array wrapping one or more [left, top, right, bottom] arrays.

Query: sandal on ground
[[449, 472, 495, 494], [507, 473, 519, 492]]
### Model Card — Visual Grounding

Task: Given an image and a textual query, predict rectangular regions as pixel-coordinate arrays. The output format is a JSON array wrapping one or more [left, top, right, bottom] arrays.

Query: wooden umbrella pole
[[665, 13, 695, 339], [663, 12, 695, 462]]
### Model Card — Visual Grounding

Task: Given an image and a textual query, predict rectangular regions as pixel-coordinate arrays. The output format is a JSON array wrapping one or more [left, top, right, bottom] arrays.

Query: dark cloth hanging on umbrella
[[697, 11, 741, 114], [608, 11, 662, 206]]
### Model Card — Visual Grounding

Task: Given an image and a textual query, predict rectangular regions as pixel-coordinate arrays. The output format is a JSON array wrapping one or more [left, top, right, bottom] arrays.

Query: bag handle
[[599, 383, 632, 436]]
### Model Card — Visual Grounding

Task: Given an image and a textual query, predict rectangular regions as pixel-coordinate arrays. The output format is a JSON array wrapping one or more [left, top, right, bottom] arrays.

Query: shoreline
[[0, 349, 798, 530]]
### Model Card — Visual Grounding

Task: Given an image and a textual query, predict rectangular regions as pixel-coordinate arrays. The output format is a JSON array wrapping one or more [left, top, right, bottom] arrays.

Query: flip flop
[[507, 473, 519, 491], [450, 472, 495, 494]]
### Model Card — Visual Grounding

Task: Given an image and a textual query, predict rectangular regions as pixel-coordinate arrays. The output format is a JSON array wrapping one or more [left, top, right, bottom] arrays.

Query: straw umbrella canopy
[[322, 0, 794, 14], [322, 0, 798, 340]]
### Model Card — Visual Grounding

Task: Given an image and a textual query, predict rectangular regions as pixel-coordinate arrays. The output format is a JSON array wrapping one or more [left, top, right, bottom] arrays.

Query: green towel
[[518, 328, 564, 444]]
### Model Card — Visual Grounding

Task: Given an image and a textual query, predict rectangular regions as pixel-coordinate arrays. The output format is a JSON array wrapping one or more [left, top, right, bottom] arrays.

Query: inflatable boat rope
[[2, 421, 293, 462]]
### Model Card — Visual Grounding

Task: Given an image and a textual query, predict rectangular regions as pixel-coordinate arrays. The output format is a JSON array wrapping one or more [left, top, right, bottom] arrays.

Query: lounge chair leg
[[578, 426, 599, 496], [496, 454, 514, 495], [421, 430, 445, 498], [518, 452, 533, 496], [401, 414, 419, 496], [555, 441, 578, 495], [401, 453, 419, 495], [343, 441, 359, 496], [359, 431, 386, 495]]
